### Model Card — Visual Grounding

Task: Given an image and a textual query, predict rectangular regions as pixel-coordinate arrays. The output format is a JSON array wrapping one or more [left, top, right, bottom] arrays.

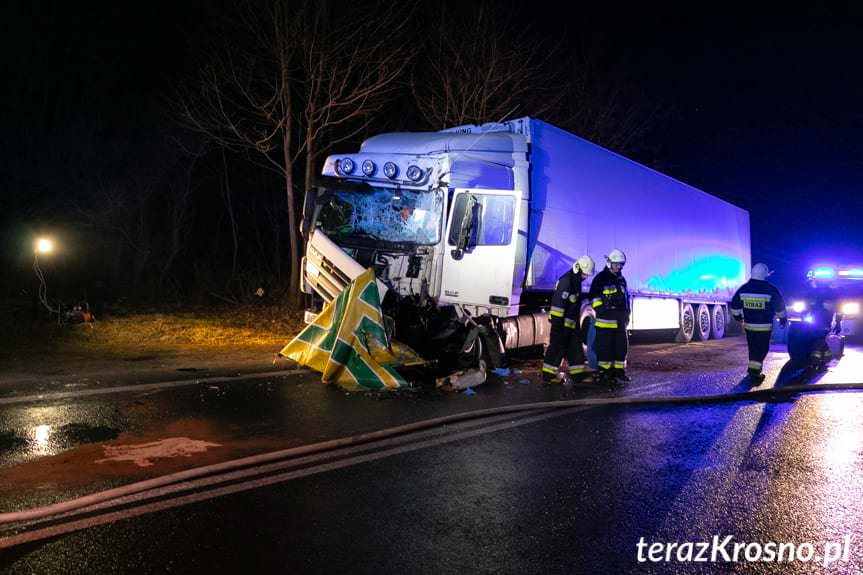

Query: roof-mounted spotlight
[[362, 160, 376, 176], [383, 162, 398, 179], [338, 157, 355, 175], [406, 165, 423, 182]]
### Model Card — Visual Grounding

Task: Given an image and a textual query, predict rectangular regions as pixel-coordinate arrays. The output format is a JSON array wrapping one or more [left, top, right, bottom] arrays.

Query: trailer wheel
[[693, 304, 711, 341], [676, 303, 695, 343], [710, 305, 726, 339]]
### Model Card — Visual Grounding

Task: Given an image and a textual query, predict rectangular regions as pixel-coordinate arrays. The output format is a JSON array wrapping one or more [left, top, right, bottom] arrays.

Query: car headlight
[[790, 301, 806, 313], [362, 160, 376, 176], [841, 302, 860, 315]]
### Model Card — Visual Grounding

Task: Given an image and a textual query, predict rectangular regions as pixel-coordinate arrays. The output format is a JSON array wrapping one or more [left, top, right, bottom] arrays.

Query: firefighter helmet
[[573, 255, 595, 276], [751, 262, 772, 280], [606, 249, 626, 265]]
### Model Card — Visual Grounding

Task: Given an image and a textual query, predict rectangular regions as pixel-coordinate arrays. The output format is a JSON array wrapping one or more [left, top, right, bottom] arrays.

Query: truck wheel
[[694, 304, 711, 341], [676, 303, 695, 343], [710, 305, 726, 339]]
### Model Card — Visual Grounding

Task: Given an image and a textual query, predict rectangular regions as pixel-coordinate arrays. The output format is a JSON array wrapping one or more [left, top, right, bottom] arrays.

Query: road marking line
[[0, 369, 308, 406]]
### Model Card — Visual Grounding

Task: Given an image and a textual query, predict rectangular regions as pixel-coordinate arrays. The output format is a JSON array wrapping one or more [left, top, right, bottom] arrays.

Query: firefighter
[[730, 262, 787, 384], [588, 249, 631, 383], [542, 255, 595, 384], [803, 278, 841, 369]]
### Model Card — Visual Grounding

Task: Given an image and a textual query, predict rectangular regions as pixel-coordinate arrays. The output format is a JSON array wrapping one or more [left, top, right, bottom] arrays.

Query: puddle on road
[[0, 424, 120, 460], [0, 430, 28, 451]]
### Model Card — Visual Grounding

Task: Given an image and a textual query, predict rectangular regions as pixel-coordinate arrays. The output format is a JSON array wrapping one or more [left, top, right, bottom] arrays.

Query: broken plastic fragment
[[463, 388, 477, 396], [493, 367, 511, 376], [435, 360, 487, 390]]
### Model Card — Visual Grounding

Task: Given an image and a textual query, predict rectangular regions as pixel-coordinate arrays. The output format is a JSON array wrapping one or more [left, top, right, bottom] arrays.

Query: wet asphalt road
[[1, 337, 863, 573]]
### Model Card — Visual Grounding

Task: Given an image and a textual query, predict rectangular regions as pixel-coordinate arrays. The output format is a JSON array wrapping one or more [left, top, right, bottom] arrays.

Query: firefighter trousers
[[543, 323, 586, 377], [595, 326, 629, 373], [744, 328, 772, 373]]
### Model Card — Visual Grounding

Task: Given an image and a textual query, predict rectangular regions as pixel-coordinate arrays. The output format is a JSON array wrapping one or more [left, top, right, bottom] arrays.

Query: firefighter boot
[[614, 370, 632, 383], [542, 371, 563, 385], [748, 369, 765, 385], [596, 369, 615, 386], [569, 372, 594, 385]]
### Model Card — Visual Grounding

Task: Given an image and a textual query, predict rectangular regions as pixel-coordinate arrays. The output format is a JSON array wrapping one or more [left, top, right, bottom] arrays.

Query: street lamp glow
[[36, 238, 53, 254]]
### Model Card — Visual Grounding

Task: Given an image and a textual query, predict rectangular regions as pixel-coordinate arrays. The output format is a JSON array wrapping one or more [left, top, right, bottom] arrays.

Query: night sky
[[4, 2, 862, 298]]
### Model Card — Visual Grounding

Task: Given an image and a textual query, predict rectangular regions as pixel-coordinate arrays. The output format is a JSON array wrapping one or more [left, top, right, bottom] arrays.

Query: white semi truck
[[300, 118, 750, 368]]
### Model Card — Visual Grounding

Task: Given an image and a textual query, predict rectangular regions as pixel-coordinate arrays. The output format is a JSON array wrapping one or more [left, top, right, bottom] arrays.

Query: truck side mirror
[[450, 196, 477, 260]]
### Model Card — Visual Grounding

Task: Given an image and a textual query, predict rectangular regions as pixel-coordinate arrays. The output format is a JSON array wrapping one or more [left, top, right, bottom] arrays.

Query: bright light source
[[791, 300, 806, 313], [839, 268, 863, 278], [362, 160, 376, 176], [841, 302, 860, 315], [36, 238, 53, 254], [339, 157, 355, 175], [33, 425, 51, 448], [810, 266, 835, 279], [629, 297, 679, 330]]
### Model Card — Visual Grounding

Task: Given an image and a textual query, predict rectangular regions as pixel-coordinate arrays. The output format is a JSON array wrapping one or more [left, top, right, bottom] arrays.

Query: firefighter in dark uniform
[[730, 262, 787, 384], [803, 277, 841, 369], [589, 249, 631, 383], [542, 255, 595, 384]]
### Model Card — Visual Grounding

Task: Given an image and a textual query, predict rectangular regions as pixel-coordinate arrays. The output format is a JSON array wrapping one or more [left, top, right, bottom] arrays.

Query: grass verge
[[1, 304, 306, 362]]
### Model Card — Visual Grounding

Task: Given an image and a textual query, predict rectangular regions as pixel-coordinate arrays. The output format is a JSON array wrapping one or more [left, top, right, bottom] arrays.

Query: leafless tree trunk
[[174, 0, 413, 307], [220, 148, 240, 283], [159, 153, 200, 293]]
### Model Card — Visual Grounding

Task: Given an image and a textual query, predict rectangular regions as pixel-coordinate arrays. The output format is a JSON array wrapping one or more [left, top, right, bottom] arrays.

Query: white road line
[[0, 369, 308, 406]]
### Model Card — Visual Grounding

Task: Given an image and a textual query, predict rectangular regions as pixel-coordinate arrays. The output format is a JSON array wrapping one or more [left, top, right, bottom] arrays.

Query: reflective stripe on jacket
[[548, 269, 584, 329], [730, 279, 786, 329], [589, 267, 630, 328]]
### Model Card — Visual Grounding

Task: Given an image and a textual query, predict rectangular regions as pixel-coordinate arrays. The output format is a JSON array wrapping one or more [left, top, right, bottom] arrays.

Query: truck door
[[440, 189, 522, 310]]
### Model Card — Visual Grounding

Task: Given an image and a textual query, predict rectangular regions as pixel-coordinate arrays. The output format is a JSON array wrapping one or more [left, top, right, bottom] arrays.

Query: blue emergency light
[[807, 266, 835, 280]]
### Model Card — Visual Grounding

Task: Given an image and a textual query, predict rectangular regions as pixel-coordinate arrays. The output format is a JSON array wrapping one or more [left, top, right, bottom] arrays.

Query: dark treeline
[[1, 0, 670, 310]]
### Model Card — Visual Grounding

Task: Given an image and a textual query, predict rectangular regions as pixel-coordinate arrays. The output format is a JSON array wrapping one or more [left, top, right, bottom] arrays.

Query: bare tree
[[175, 0, 414, 305], [412, 2, 560, 129], [412, 2, 672, 161], [547, 54, 675, 160]]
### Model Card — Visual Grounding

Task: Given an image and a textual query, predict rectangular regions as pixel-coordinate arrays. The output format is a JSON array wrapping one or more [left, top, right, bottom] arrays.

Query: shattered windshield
[[316, 187, 443, 245]]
